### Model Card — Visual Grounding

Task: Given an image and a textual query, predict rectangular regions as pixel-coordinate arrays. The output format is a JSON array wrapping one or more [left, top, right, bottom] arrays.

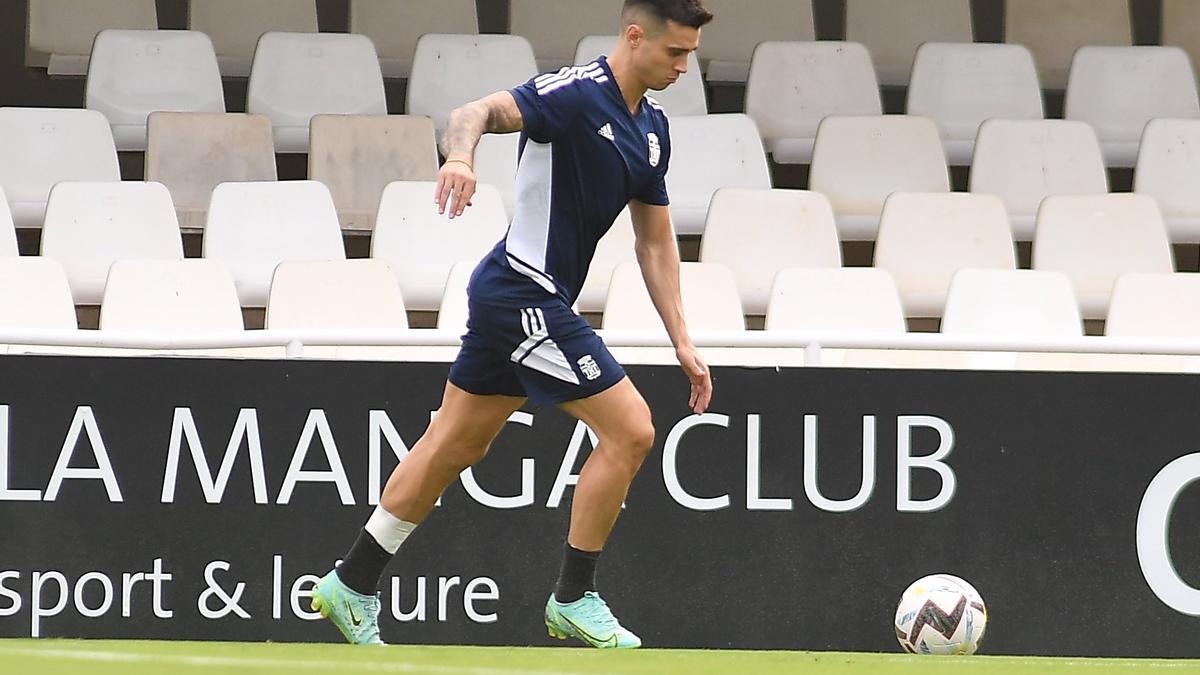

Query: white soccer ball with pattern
[[894, 574, 987, 655]]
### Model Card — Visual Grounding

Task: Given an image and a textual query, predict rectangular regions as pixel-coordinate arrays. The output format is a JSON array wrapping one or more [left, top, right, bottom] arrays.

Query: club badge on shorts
[[647, 132, 661, 167], [577, 355, 602, 381]]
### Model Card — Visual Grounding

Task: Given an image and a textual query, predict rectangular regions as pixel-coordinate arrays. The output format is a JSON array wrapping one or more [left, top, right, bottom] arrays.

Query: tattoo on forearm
[[440, 102, 489, 159], [440, 94, 523, 159], [484, 100, 523, 134]]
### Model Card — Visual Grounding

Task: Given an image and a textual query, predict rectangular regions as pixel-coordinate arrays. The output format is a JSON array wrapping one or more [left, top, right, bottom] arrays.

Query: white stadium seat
[[85, 30, 225, 151], [1107, 272, 1200, 338], [371, 181, 508, 312], [941, 268, 1082, 371], [577, 208, 636, 314], [699, 188, 842, 315], [437, 261, 477, 334], [906, 42, 1043, 165], [744, 41, 882, 165], [0, 107, 120, 229], [664, 114, 772, 236], [1005, 0, 1131, 90], [26, 0, 157, 75], [99, 258, 277, 358], [1065, 46, 1200, 168], [575, 35, 707, 116], [1134, 119, 1200, 243], [696, 0, 815, 82], [407, 34, 538, 138], [307, 114, 440, 232], [203, 180, 347, 307], [247, 32, 387, 153], [0, 188, 16, 257], [602, 262, 744, 330], [764, 267, 914, 369], [188, 0, 318, 77], [145, 112, 278, 232], [1033, 194, 1174, 320], [266, 259, 407, 330], [40, 181, 184, 305], [846, 0, 974, 87], [1163, 0, 1200, 85], [942, 269, 1082, 336], [874, 192, 1016, 317], [268, 259, 411, 360], [0, 257, 77, 330], [969, 119, 1108, 241], [1094, 271, 1200, 372], [473, 133, 520, 222], [809, 115, 950, 240], [348, 0, 479, 79], [765, 267, 906, 332], [100, 259, 243, 331], [512, 1, 621, 72]]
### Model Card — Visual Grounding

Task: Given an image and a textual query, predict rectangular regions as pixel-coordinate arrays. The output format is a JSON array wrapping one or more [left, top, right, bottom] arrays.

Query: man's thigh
[[507, 303, 627, 408]]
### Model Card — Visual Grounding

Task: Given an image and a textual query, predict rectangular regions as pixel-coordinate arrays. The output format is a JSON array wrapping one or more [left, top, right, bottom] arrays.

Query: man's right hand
[[676, 344, 712, 414], [435, 157, 476, 219]]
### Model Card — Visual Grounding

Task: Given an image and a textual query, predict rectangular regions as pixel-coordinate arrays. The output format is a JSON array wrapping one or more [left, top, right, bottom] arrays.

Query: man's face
[[632, 19, 700, 91]]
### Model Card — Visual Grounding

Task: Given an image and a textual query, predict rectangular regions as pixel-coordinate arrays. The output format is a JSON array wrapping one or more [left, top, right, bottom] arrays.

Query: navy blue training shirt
[[469, 56, 672, 307]]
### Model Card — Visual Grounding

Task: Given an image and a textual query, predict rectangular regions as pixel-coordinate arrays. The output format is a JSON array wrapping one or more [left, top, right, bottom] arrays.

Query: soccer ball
[[893, 574, 987, 655]]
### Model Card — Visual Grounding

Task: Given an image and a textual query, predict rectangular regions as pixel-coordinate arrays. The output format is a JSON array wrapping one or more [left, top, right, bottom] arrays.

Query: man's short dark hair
[[622, 0, 714, 29]]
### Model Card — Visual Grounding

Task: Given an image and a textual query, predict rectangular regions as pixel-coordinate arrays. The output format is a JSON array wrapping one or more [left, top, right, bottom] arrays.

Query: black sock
[[335, 529, 393, 595], [554, 544, 601, 603]]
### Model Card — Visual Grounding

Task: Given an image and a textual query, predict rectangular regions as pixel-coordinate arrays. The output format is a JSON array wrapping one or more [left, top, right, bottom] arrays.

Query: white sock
[[364, 505, 418, 554]]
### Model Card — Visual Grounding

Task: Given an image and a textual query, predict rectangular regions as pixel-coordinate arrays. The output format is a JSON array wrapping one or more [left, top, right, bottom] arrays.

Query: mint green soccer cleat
[[310, 570, 384, 645], [544, 591, 642, 649]]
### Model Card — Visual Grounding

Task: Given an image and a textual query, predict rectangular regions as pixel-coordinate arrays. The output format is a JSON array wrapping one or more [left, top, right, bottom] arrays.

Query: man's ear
[[625, 23, 645, 48]]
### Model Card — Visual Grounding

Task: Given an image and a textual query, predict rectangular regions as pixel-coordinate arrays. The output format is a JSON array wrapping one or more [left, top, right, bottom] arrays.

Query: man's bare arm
[[441, 91, 524, 159], [436, 91, 524, 218], [628, 199, 713, 413]]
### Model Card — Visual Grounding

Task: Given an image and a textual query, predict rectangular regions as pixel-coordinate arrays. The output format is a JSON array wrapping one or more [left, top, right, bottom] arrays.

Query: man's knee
[[423, 418, 494, 470], [612, 406, 655, 462], [440, 442, 490, 470], [629, 415, 656, 455]]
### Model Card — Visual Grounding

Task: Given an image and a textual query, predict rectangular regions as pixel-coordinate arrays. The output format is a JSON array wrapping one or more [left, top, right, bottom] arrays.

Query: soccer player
[[310, 0, 714, 649]]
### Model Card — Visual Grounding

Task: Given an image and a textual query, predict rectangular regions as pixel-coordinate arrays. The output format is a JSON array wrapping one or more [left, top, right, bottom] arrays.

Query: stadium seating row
[[29, 0, 1200, 90], [634, 265, 1200, 373], [752, 42, 1200, 167], [8, 105, 1200, 243], [0, 180, 1183, 322], [0, 179, 508, 310], [759, 267, 1200, 372], [71, 22, 1200, 168], [4, 254, 1199, 367], [76, 29, 707, 153], [27, 0, 474, 79], [0, 106, 766, 237]]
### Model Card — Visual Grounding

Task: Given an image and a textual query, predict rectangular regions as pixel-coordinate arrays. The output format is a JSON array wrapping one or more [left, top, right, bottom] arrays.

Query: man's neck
[[605, 51, 646, 115]]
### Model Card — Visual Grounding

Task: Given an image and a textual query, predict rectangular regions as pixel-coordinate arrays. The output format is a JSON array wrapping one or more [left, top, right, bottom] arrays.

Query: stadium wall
[[1, 355, 1199, 657]]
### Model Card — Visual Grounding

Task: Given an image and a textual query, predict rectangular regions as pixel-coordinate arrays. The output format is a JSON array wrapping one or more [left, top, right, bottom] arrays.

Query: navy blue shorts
[[448, 298, 626, 407]]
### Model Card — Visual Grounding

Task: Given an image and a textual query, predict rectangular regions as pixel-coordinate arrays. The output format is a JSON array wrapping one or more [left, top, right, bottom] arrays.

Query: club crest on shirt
[[647, 132, 661, 167]]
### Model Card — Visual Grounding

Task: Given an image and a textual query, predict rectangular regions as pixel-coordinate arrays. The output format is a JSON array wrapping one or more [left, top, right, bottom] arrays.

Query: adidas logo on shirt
[[597, 123, 615, 141]]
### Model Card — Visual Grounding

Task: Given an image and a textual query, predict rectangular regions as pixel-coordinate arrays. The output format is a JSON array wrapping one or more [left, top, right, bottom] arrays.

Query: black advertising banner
[[0, 355, 1199, 657]]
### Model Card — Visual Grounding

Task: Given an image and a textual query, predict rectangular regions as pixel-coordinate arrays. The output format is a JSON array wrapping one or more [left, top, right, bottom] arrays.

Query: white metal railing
[[4, 329, 1200, 366]]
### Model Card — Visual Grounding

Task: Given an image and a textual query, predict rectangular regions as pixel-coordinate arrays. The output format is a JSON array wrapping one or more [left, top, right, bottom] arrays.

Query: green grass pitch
[[2, 640, 1199, 675]]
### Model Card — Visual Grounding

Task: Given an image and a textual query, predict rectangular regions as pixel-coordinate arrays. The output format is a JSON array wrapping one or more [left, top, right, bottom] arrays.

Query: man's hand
[[435, 158, 476, 219], [676, 345, 712, 414]]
